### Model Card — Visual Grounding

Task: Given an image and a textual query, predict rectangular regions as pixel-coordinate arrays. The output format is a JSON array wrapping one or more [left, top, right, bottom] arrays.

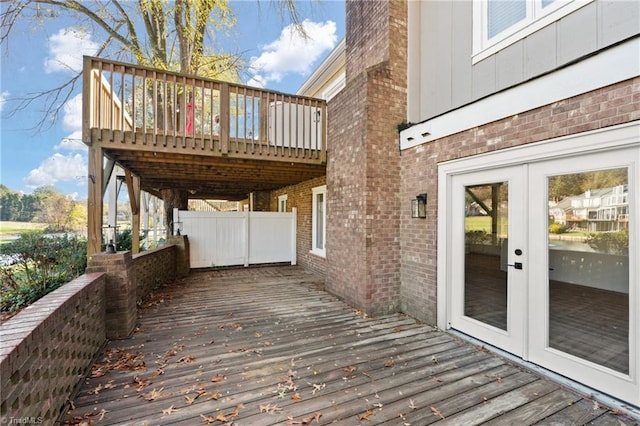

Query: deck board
[[61, 266, 637, 425]]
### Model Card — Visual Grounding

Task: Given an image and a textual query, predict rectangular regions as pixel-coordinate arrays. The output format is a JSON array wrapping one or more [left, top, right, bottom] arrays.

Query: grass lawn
[[0, 221, 47, 238]]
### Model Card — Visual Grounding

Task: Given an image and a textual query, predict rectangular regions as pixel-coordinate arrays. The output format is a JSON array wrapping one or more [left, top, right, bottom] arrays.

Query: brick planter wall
[[133, 244, 178, 301], [399, 77, 640, 325], [271, 176, 327, 277], [0, 273, 106, 425]]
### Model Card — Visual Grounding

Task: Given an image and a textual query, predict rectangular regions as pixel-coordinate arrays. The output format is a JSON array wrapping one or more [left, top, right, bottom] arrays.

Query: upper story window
[[474, 0, 593, 63]]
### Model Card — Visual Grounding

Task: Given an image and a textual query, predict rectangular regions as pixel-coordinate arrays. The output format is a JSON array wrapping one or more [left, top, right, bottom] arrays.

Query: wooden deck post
[[87, 143, 104, 255], [125, 170, 141, 254]]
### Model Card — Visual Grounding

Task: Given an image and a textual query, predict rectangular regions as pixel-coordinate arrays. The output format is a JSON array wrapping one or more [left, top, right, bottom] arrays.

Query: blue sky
[[0, 1, 345, 199]]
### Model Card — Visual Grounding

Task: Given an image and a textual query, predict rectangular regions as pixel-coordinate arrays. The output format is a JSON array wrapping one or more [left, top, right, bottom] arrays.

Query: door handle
[[507, 262, 523, 270]]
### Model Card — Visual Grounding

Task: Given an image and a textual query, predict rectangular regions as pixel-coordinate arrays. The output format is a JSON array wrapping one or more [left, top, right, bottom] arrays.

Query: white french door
[[438, 124, 639, 406], [528, 149, 637, 404], [449, 166, 527, 356]]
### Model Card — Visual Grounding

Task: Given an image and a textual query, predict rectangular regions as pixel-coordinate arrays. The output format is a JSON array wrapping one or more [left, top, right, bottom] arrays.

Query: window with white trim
[[311, 185, 326, 257], [278, 194, 288, 212], [473, 0, 593, 63]]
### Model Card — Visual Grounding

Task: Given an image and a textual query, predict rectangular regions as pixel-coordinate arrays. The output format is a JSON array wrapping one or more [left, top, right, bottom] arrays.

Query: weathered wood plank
[[61, 266, 638, 425]]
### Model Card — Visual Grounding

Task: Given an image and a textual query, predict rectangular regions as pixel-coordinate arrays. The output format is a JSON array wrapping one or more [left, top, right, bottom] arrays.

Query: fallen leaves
[[430, 406, 445, 419], [161, 405, 177, 416], [357, 409, 376, 420], [91, 349, 146, 377], [176, 355, 196, 364], [259, 403, 282, 413], [142, 387, 164, 401], [288, 413, 322, 424], [200, 403, 244, 424], [310, 383, 326, 395], [211, 374, 226, 383]]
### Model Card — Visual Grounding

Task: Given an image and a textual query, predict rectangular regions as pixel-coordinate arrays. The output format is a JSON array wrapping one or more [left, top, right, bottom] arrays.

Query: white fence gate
[[174, 208, 297, 268]]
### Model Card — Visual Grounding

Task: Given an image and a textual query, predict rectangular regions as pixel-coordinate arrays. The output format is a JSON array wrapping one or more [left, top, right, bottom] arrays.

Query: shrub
[[101, 229, 145, 252], [548, 222, 568, 234], [465, 230, 492, 245], [584, 231, 629, 255], [0, 232, 87, 312]]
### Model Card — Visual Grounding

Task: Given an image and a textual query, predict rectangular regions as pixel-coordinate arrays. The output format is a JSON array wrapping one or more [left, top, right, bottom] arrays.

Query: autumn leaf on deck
[[430, 406, 445, 419], [185, 395, 196, 405], [219, 403, 244, 422], [292, 392, 301, 401], [310, 383, 326, 394], [91, 367, 106, 378], [288, 412, 322, 424], [259, 403, 282, 413], [162, 405, 177, 416], [142, 387, 164, 401], [177, 355, 196, 364], [408, 399, 417, 410], [200, 414, 217, 424], [384, 359, 395, 368], [357, 410, 376, 420], [98, 409, 108, 420], [131, 376, 151, 392], [211, 374, 226, 383]]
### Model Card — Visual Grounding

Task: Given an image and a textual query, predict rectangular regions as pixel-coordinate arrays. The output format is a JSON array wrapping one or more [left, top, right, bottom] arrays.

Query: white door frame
[[437, 122, 640, 406]]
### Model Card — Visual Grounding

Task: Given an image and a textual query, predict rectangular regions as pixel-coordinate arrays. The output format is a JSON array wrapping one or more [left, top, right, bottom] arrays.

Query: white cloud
[[55, 131, 86, 151], [54, 94, 87, 151], [23, 153, 87, 189], [249, 19, 337, 85], [62, 93, 82, 131], [0, 91, 9, 112], [44, 27, 99, 74]]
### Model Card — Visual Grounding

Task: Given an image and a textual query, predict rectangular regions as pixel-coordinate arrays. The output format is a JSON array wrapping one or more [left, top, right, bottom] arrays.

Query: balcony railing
[[82, 57, 326, 162]]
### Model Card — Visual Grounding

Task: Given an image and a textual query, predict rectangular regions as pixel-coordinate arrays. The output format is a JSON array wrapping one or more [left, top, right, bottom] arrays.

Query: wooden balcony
[[82, 57, 327, 201]]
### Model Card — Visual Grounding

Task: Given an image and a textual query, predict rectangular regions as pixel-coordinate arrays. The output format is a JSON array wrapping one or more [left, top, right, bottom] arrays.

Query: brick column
[[86, 251, 136, 339], [325, 0, 407, 315], [167, 235, 190, 278]]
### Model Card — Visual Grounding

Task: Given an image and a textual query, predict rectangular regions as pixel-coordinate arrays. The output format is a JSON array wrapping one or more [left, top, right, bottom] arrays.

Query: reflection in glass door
[[547, 168, 629, 374], [464, 182, 509, 330], [450, 166, 525, 356]]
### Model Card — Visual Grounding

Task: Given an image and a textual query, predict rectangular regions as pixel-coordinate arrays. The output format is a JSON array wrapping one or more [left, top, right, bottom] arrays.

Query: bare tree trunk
[[161, 188, 189, 238]]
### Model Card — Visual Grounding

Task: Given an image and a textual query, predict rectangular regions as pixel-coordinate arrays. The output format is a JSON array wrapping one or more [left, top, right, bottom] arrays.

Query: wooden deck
[[61, 266, 637, 425]]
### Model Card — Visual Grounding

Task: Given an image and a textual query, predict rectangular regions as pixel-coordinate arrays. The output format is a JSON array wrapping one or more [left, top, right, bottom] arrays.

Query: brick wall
[[0, 273, 106, 425], [325, 0, 407, 315], [133, 244, 177, 301], [399, 77, 640, 325], [271, 176, 327, 277]]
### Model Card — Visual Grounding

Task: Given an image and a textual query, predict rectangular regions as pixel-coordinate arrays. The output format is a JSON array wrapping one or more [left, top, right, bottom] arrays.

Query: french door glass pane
[[464, 182, 509, 330], [547, 168, 629, 373]]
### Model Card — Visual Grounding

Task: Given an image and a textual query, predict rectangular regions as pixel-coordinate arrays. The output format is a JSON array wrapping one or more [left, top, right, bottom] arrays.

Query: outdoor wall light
[[174, 221, 183, 236], [411, 193, 427, 218]]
